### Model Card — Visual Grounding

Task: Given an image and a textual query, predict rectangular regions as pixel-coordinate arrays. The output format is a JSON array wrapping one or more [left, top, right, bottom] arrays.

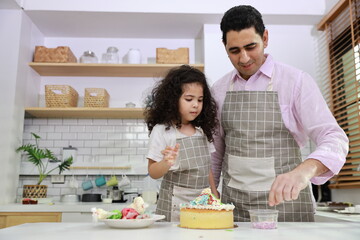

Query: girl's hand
[[161, 143, 180, 167]]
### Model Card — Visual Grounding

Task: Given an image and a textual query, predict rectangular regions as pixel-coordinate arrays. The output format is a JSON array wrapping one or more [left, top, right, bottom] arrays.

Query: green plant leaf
[[16, 133, 73, 185], [16, 144, 46, 168], [31, 132, 41, 139], [58, 156, 73, 173], [45, 149, 58, 162]]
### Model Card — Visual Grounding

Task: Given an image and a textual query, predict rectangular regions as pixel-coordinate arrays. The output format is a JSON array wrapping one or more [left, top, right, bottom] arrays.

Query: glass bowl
[[248, 209, 279, 229]]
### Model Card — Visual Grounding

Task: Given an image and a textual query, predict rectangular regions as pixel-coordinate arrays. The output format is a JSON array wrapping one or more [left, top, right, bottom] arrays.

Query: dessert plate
[[100, 214, 165, 229], [334, 209, 360, 214]]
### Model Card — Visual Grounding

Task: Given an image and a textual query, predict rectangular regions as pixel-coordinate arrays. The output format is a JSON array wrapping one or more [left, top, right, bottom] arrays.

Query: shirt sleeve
[[293, 72, 349, 184], [210, 81, 227, 187], [146, 125, 168, 162]]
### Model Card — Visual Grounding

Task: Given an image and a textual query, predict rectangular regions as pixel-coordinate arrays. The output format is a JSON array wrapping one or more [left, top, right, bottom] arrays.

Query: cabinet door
[[0, 212, 62, 228]]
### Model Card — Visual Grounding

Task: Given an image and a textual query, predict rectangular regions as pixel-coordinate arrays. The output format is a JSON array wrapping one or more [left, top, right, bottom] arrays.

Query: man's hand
[[268, 169, 310, 206], [268, 158, 329, 206]]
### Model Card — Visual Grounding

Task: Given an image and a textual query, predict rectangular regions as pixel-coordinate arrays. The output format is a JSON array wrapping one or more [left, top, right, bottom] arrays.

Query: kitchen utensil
[[248, 209, 278, 229], [80, 50, 98, 63], [111, 186, 126, 203], [118, 174, 131, 188], [124, 189, 139, 202], [82, 180, 93, 191], [127, 48, 141, 64], [60, 194, 80, 203], [82, 167, 93, 190], [106, 175, 118, 187], [82, 193, 102, 202], [95, 175, 106, 187], [69, 175, 79, 188]]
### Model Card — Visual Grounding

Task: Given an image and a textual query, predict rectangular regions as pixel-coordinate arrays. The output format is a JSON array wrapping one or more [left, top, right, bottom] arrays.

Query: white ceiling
[[0, 0, 20, 9], [25, 11, 323, 39]]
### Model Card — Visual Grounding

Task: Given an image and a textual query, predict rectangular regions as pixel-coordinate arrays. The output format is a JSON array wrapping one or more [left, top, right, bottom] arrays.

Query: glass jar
[[80, 51, 98, 63], [102, 47, 119, 64]]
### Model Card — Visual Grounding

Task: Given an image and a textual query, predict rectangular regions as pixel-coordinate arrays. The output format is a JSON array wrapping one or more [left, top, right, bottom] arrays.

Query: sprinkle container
[[248, 209, 279, 229]]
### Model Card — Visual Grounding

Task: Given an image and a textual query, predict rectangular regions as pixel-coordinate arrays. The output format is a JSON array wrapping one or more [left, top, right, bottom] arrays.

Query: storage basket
[[34, 46, 77, 63], [156, 47, 189, 64], [23, 185, 47, 198], [84, 88, 110, 108], [45, 85, 79, 107]]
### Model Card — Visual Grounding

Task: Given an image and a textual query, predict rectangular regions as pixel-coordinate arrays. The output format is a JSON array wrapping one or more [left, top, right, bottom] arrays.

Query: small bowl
[[248, 209, 279, 229], [60, 194, 80, 203], [102, 198, 113, 204]]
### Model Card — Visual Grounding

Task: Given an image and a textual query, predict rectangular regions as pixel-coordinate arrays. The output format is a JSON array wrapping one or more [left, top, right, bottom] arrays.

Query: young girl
[[144, 65, 218, 222]]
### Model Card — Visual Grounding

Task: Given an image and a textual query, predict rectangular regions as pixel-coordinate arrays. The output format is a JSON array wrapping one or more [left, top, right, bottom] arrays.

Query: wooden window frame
[[318, 0, 360, 189]]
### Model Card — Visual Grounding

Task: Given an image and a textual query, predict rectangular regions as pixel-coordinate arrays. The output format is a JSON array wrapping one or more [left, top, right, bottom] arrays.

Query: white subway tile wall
[[18, 118, 314, 202], [18, 118, 151, 201]]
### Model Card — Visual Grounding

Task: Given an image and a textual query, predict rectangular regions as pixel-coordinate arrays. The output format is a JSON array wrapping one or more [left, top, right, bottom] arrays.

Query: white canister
[[62, 145, 77, 162], [127, 48, 141, 64]]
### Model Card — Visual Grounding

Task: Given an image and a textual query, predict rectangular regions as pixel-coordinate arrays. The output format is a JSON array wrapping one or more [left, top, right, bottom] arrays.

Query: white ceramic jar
[[127, 48, 141, 64]]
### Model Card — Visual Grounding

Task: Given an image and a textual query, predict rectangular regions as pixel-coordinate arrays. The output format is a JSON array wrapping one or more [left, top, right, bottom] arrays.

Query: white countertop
[[1, 222, 360, 240], [315, 210, 360, 222], [0, 202, 132, 213], [1, 203, 359, 223]]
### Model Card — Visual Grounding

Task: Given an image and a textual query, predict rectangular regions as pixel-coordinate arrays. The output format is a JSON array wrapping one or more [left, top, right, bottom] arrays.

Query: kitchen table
[[0, 222, 359, 240]]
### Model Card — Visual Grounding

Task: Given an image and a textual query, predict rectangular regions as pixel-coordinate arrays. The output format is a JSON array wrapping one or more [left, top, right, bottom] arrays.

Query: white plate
[[334, 209, 360, 214], [100, 214, 165, 229]]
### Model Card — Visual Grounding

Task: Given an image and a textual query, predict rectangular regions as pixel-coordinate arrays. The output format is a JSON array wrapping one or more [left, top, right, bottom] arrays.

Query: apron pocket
[[227, 154, 276, 191], [171, 186, 203, 222]]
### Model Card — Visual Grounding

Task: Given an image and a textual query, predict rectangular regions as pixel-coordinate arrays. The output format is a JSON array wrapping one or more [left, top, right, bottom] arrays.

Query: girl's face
[[178, 83, 204, 124]]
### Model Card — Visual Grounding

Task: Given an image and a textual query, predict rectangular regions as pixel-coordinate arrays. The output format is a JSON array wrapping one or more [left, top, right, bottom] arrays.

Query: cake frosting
[[180, 188, 235, 211]]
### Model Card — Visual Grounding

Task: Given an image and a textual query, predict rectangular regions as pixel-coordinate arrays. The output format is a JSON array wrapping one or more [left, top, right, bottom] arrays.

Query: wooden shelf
[[28, 62, 204, 77], [25, 107, 144, 119]]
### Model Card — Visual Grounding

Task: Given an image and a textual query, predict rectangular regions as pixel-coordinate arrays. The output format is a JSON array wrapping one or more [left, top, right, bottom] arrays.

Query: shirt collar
[[231, 54, 275, 82]]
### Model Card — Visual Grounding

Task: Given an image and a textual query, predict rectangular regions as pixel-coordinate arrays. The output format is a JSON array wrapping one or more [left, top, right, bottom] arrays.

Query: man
[[211, 5, 349, 222]]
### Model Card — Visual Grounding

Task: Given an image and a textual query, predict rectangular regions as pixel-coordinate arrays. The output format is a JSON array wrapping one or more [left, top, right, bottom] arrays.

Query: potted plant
[[16, 132, 73, 198]]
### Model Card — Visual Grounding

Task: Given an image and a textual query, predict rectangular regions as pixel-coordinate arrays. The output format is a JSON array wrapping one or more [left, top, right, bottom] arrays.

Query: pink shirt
[[211, 54, 349, 186]]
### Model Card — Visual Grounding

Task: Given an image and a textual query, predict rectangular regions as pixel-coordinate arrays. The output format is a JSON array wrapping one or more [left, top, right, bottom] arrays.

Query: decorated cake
[[179, 188, 235, 229]]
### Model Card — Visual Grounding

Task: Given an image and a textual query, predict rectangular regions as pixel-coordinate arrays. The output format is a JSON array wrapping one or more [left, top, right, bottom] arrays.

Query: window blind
[[317, 0, 360, 189]]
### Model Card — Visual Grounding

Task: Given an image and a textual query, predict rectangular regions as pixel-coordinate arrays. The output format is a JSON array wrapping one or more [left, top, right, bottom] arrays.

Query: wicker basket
[[45, 85, 78, 107], [84, 88, 110, 108], [23, 185, 47, 198], [156, 48, 189, 64], [34, 46, 77, 63]]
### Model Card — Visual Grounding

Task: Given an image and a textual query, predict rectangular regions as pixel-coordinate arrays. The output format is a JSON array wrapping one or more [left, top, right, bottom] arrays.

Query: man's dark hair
[[220, 5, 265, 44]]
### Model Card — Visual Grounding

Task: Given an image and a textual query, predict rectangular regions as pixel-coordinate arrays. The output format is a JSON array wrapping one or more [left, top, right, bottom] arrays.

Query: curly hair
[[144, 65, 218, 142], [221, 5, 265, 45]]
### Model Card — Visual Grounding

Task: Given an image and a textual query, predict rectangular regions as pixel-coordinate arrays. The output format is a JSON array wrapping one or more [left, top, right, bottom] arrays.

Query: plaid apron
[[155, 134, 211, 222], [221, 74, 314, 222]]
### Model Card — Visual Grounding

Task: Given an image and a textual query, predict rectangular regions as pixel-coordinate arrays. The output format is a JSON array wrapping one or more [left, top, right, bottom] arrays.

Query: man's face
[[224, 27, 268, 80]]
